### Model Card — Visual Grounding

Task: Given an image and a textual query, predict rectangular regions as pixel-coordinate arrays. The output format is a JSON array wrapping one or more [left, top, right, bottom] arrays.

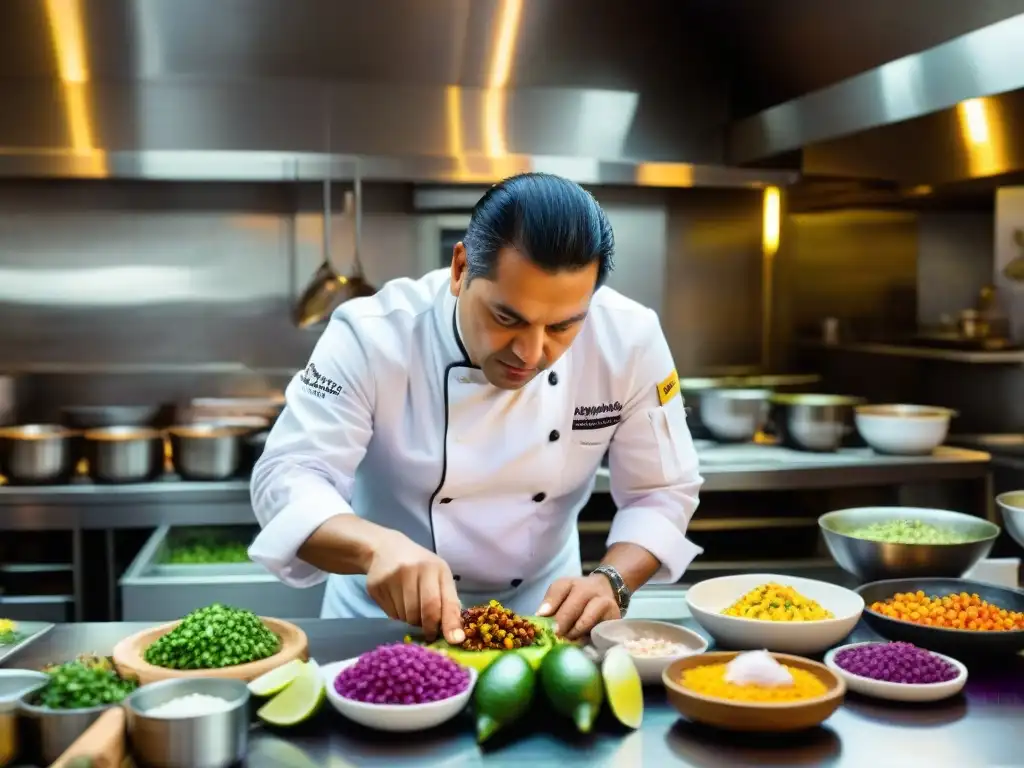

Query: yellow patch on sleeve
[[657, 369, 680, 405]]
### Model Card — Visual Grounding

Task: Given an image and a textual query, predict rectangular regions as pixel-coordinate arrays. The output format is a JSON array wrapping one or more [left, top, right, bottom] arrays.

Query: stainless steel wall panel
[[0, 180, 769, 415]]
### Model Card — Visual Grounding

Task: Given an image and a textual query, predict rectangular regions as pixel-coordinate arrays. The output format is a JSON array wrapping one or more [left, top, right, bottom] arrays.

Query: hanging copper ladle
[[293, 170, 375, 329]]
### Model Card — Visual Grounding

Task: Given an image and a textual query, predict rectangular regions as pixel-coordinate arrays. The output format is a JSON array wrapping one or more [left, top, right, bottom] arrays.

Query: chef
[[249, 172, 703, 645]]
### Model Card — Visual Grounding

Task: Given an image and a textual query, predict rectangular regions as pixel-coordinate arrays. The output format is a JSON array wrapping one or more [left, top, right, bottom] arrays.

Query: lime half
[[601, 647, 643, 729], [256, 660, 325, 726], [248, 659, 307, 697]]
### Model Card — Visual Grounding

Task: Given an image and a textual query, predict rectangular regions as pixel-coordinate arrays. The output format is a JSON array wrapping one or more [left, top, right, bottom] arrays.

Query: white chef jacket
[[249, 268, 704, 618]]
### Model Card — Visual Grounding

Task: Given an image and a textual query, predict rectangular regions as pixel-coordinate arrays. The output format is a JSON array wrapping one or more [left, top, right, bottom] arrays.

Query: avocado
[[539, 644, 605, 734], [473, 652, 537, 743], [425, 615, 557, 672]]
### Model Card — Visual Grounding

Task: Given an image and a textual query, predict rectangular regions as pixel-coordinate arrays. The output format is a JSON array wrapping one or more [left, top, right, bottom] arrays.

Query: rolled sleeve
[[249, 316, 375, 588], [248, 481, 351, 588], [605, 308, 704, 583], [607, 506, 704, 582]]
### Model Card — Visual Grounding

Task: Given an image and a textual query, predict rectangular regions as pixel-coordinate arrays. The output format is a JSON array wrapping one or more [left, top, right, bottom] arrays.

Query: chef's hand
[[365, 531, 465, 645], [536, 575, 620, 640]]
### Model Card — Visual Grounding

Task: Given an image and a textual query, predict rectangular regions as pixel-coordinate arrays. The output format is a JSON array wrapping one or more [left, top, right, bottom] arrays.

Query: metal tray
[[149, 523, 261, 577], [0, 621, 54, 665], [120, 525, 324, 621]]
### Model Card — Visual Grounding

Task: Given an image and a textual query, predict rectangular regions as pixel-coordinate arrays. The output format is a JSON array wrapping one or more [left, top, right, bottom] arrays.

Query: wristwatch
[[592, 565, 631, 615]]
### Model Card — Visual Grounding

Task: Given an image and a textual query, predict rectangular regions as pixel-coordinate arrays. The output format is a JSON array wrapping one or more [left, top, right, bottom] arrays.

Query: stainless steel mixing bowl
[[771, 394, 863, 452], [996, 491, 1024, 550], [819, 506, 1000, 582], [700, 389, 772, 442]]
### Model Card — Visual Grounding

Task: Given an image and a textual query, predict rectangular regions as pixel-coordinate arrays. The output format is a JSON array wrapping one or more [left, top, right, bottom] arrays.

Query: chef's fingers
[[369, 581, 399, 621], [552, 584, 589, 638], [401, 568, 422, 629], [537, 578, 574, 618], [439, 569, 466, 645], [419, 569, 442, 642], [567, 596, 616, 641]]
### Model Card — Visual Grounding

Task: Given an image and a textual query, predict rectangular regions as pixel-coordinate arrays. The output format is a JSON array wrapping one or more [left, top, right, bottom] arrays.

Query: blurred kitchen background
[[3, 0, 1024, 623]]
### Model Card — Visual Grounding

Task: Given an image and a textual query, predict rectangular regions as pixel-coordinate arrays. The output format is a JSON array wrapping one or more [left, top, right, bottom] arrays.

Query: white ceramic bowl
[[854, 405, 955, 455], [590, 619, 709, 684], [319, 657, 476, 732], [824, 642, 967, 702], [685, 574, 864, 654], [996, 491, 1024, 551]]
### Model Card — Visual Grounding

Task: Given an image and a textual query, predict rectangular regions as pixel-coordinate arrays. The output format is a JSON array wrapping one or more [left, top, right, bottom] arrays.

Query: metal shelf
[[0, 564, 73, 574], [578, 518, 817, 535]]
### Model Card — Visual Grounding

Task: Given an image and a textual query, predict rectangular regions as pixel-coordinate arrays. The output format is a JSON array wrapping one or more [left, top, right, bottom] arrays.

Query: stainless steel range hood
[[729, 13, 1024, 188], [0, 0, 795, 189]]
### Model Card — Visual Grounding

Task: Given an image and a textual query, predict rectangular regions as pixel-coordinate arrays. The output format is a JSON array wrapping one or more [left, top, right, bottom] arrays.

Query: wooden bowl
[[112, 617, 308, 686], [662, 651, 845, 732], [51, 706, 126, 767]]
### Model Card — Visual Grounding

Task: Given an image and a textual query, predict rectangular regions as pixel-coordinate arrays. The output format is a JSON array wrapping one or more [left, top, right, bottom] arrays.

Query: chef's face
[[450, 244, 598, 390]]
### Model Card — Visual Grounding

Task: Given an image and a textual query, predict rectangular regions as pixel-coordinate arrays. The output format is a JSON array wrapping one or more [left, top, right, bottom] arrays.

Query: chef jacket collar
[[436, 283, 477, 368]]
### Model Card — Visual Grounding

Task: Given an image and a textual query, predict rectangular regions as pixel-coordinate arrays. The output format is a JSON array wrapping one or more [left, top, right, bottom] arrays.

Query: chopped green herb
[[34, 656, 137, 710], [144, 603, 280, 670], [163, 537, 251, 564]]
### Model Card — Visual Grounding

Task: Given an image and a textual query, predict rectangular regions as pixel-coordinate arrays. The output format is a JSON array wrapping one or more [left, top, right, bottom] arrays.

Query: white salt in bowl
[[591, 619, 708, 684]]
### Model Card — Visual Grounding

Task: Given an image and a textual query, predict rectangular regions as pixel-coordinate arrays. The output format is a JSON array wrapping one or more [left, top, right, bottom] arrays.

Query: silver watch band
[[593, 565, 631, 613]]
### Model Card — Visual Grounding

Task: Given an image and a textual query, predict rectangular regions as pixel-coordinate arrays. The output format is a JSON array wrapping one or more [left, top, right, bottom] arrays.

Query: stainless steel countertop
[[4, 618, 1023, 767]]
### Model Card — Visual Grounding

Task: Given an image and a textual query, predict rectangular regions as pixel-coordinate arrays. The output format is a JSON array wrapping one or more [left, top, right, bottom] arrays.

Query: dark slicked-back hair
[[462, 173, 615, 287]]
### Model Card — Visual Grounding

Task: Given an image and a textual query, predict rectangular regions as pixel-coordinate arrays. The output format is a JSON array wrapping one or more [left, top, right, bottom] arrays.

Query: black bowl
[[856, 578, 1024, 657]]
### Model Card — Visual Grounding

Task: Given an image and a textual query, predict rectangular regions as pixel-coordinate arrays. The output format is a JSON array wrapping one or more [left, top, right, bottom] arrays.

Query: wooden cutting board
[[49, 706, 126, 768]]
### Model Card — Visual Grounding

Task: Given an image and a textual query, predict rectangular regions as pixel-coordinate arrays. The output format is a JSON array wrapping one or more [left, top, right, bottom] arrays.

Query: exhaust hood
[[0, 0, 794, 189], [728, 13, 1024, 189]]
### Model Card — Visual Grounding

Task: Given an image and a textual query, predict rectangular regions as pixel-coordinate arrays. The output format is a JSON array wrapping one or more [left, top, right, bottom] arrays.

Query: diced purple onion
[[334, 643, 470, 705], [834, 642, 958, 684]]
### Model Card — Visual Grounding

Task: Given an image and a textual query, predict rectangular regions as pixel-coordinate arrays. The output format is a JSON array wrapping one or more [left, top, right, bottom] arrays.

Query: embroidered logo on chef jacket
[[299, 362, 343, 400], [657, 369, 680, 406], [572, 401, 623, 430]]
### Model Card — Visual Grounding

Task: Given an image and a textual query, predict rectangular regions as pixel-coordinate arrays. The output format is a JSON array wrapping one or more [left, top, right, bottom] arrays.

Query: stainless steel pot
[[124, 678, 249, 768], [84, 426, 165, 484], [18, 700, 111, 765], [168, 424, 245, 481], [0, 425, 76, 485], [770, 394, 863, 452], [700, 389, 772, 442]]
